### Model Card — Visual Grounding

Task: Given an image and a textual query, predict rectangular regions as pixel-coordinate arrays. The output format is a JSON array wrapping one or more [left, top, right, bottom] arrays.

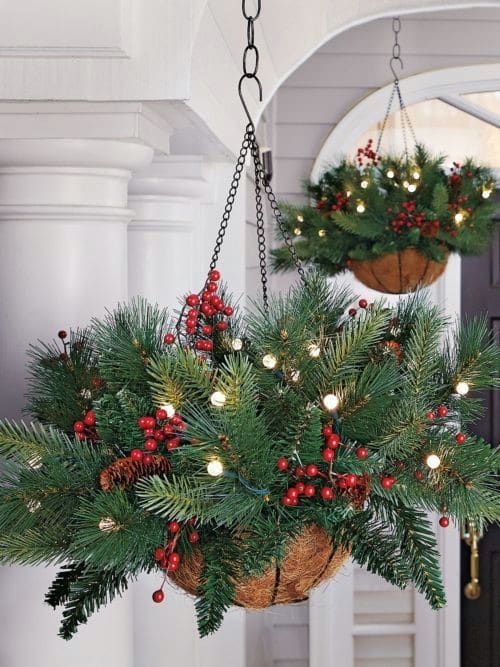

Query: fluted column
[[0, 137, 153, 667]]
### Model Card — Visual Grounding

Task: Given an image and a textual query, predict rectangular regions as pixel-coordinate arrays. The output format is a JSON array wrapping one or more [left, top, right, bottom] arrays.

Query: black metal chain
[[376, 17, 417, 159], [251, 139, 269, 310]]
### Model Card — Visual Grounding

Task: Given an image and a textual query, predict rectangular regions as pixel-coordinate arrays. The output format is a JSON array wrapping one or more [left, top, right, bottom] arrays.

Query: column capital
[[129, 155, 216, 202]]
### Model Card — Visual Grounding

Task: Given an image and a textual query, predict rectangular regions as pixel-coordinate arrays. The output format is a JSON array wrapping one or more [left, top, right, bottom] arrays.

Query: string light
[[386, 169, 395, 179], [231, 338, 243, 351], [426, 454, 441, 470], [294, 227, 302, 236], [360, 180, 369, 189], [210, 391, 226, 407], [482, 187, 492, 199], [356, 201, 366, 213], [403, 180, 410, 189], [412, 171, 420, 180], [160, 403, 176, 418], [455, 381, 470, 396], [454, 212, 464, 224], [308, 343, 321, 358], [296, 214, 304, 223], [207, 459, 224, 477], [407, 183, 417, 193], [262, 354, 277, 369], [322, 393, 340, 412], [318, 229, 326, 238], [346, 190, 352, 197]]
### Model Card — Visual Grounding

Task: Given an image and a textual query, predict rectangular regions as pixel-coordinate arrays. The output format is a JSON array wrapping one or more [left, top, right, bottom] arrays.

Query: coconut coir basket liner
[[351, 247, 448, 294], [170, 524, 349, 608]]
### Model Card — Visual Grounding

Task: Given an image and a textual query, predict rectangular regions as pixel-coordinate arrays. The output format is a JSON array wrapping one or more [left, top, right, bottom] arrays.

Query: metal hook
[[238, 74, 262, 128], [389, 56, 404, 83]]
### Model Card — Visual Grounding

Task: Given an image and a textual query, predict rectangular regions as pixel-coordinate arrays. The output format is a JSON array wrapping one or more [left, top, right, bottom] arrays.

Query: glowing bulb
[[207, 459, 224, 477], [308, 343, 321, 358], [455, 212, 464, 224], [318, 229, 326, 238], [426, 454, 441, 470], [210, 391, 226, 407], [455, 381, 470, 396], [160, 403, 176, 418], [407, 183, 417, 193], [360, 180, 369, 189], [413, 171, 420, 180], [297, 214, 304, 223], [322, 393, 340, 412], [294, 227, 302, 236], [482, 188, 492, 199], [291, 370, 300, 382], [346, 190, 352, 197], [231, 338, 243, 351], [262, 354, 277, 369], [403, 180, 410, 189], [386, 169, 395, 179], [356, 202, 366, 214]]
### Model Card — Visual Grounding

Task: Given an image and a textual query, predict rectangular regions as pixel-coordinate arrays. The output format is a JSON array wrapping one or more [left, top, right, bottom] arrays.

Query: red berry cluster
[[348, 299, 369, 317], [356, 139, 378, 167], [133, 408, 186, 463], [330, 191, 350, 212], [73, 410, 97, 442], [448, 162, 462, 187], [388, 201, 439, 237], [151, 518, 199, 604], [426, 404, 448, 421], [163, 270, 234, 353]]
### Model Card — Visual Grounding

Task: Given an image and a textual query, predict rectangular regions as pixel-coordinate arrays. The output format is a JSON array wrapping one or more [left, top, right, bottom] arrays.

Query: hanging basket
[[350, 247, 448, 294], [170, 524, 349, 608]]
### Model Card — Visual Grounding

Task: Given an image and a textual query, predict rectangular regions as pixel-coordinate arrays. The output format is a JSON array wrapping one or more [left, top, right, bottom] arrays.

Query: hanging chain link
[[376, 17, 417, 159], [250, 138, 269, 310]]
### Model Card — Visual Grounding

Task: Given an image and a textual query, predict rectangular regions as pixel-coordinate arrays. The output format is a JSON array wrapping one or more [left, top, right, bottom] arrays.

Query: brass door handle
[[462, 522, 481, 600]]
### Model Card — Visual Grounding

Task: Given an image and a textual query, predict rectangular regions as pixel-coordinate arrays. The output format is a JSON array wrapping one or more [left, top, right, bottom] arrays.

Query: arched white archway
[[311, 63, 500, 180]]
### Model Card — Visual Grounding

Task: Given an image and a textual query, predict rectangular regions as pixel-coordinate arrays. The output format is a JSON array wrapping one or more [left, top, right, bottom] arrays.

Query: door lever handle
[[462, 522, 481, 600]]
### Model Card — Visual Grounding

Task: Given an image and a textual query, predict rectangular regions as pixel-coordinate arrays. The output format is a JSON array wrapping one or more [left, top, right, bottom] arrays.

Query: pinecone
[[99, 455, 171, 492]]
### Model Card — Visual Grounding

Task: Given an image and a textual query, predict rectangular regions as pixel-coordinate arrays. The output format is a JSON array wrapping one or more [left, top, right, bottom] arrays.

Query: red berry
[[145, 417, 156, 429], [216, 321, 228, 331], [287, 487, 299, 500], [152, 589, 165, 603], [186, 294, 199, 306], [201, 325, 212, 336], [168, 552, 180, 565], [381, 476, 395, 489], [306, 464, 318, 477], [188, 531, 200, 544], [154, 430, 165, 442], [295, 482, 305, 494], [223, 306, 234, 316], [186, 317, 197, 329], [156, 408, 168, 421], [437, 405, 448, 418], [168, 560, 179, 572], [209, 270, 221, 281], [426, 411, 436, 421], [356, 446, 368, 460], [143, 428, 155, 437], [439, 516, 449, 528], [204, 340, 213, 351], [321, 486, 334, 500], [207, 281, 218, 293], [74, 421, 85, 433], [143, 453, 154, 465], [455, 432, 466, 444], [415, 469, 423, 481], [336, 477, 347, 489], [163, 333, 175, 345], [131, 449, 143, 461], [326, 434, 340, 449], [83, 411, 96, 427], [276, 457, 288, 471], [154, 547, 165, 561], [188, 309, 199, 319], [322, 425, 333, 437], [188, 517, 196, 525], [348, 308, 357, 317], [76, 432, 86, 441], [295, 465, 305, 477], [201, 303, 214, 316], [359, 299, 368, 309], [282, 495, 293, 506], [304, 484, 316, 497], [168, 521, 180, 534], [58, 329, 67, 339], [167, 437, 182, 450], [346, 473, 357, 488], [145, 438, 158, 452], [322, 448, 335, 462]]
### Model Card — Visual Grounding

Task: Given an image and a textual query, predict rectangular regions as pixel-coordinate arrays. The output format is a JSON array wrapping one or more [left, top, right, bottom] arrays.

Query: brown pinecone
[[99, 455, 171, 492]]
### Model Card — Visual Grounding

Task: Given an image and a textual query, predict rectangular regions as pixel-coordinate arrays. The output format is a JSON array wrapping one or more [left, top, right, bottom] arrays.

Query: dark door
[[461, 217, 500, 667]]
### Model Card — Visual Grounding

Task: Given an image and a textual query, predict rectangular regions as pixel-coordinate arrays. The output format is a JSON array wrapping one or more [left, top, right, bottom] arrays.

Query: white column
[[128, 155, 246, 667], [0, 137, 153, 667]]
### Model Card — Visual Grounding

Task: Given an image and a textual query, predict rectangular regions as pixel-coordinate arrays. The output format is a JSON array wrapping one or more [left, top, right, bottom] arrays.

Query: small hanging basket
[[351, 247, 448, 294], [171, 524, 349, 608]]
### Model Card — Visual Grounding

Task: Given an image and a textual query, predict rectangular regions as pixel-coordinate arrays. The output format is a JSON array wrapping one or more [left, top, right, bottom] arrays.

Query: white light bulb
[[356, 203, 366, 214], [386, 169, 395, 179], [455, 212, 464, 224], [297, 214, 304, 223], [207, 459, 224, 477], [322, 393, 340, 412], [262, 354, 277, 369], [308, 343, 321, 358], [426, 454, 441, 470], [160, 403, 176, 418], [413, 171, 420, 180], [210, 391, 226, 407], [318, 229, 326, 238], [231, 338, 243, 351], [294, 227, 302, 236], [346, 190, 352, 197], [407, 183, 417, 193], [360, 180, 369, 189], [482, 188, 491, 199], [403, 180, 410, 189], [455, 381, 470, 396]]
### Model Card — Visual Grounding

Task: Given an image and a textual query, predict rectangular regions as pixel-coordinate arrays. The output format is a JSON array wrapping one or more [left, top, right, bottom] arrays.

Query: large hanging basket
[[171, 524, 349, 608], [351, 247, 448, 294]]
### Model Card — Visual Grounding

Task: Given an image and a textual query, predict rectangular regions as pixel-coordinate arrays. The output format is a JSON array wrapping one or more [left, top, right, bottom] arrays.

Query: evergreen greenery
[[272, 144, 497, 275], [0, 274, 499, 638]]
